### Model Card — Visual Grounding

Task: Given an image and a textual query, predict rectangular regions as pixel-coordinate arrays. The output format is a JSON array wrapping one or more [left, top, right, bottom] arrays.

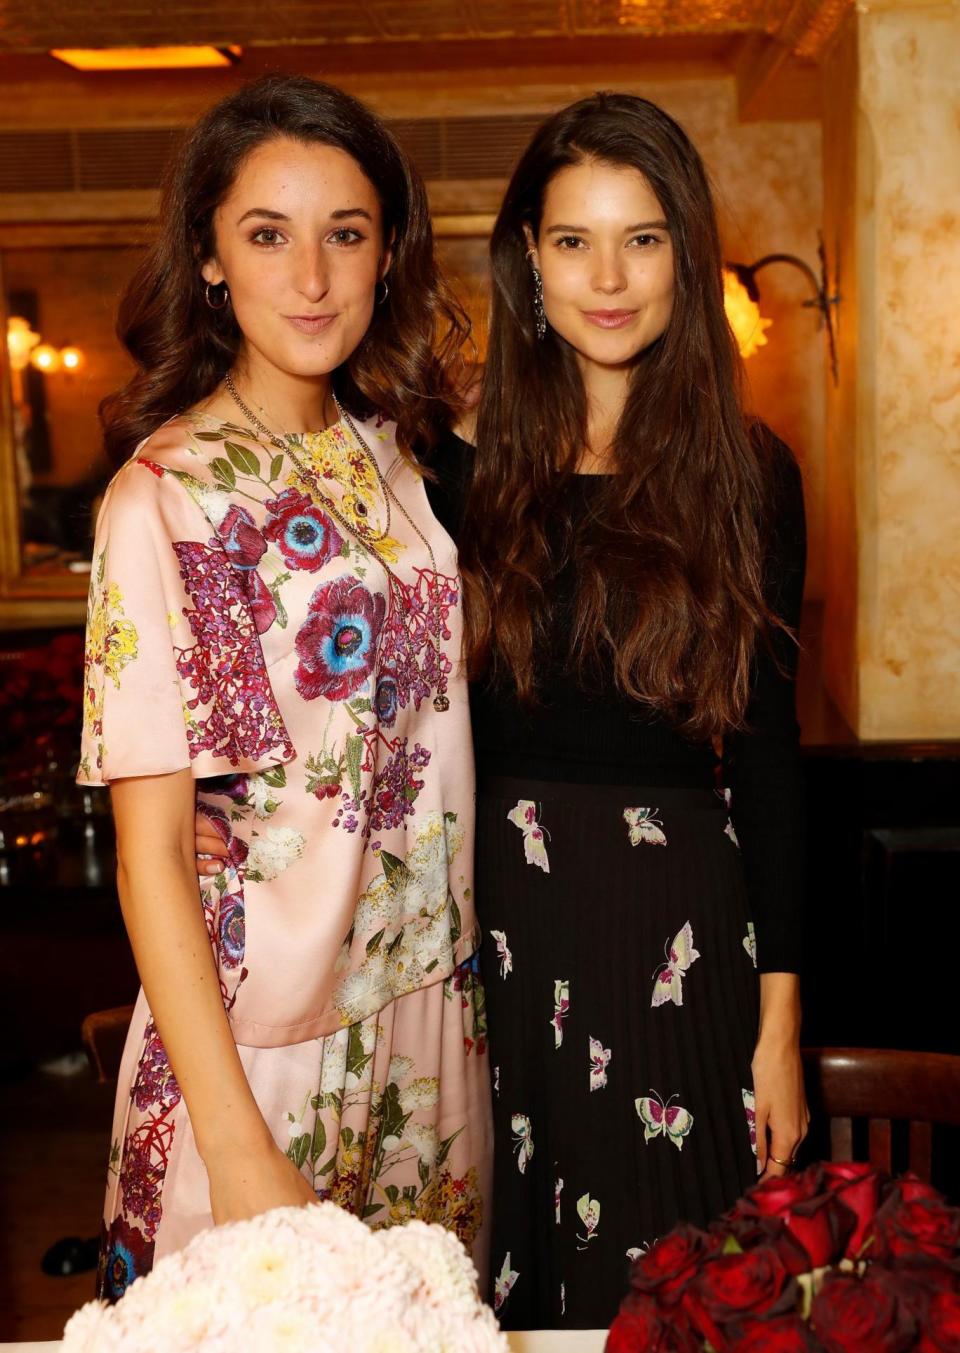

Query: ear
[[379, 228, 395, 284], [522, 223, 539, 269], [200, 258, 225, 286]]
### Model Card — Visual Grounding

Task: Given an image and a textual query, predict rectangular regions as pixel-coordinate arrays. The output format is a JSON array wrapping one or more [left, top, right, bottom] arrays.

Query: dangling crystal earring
[[530, 262, 546, 340]]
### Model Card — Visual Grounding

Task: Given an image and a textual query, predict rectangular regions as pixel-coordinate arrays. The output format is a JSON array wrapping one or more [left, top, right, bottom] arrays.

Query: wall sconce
[[6, 316, 41, 371], [724, 235, 839, 384], [30, 344, 62, 374], [6, 321, 85, 377]]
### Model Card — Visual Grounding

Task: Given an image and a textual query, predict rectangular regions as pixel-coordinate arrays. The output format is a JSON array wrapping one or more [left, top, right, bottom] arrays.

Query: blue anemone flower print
[[263, 488, 344, 572], [294, 576, 386, 701], [374, 669, 400, 727], [98, 1217, 154, 1304]]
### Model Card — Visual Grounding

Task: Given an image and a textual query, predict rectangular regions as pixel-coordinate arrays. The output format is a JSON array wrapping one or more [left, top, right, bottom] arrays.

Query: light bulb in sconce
[[6, 316, 41, 371], [60, 346, 84, 372], [723, 269, 772, 359], [30, 343, 62, 374]]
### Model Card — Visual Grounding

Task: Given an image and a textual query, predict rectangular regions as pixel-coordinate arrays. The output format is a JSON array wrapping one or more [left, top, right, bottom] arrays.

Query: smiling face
[[527, 156, 675, 375], [201, 135, 389, 383]]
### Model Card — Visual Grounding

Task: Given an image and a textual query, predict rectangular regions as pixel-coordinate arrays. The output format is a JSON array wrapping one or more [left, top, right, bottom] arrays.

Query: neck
[[232, 347, 335, 435], [576, 352, 632, 467]]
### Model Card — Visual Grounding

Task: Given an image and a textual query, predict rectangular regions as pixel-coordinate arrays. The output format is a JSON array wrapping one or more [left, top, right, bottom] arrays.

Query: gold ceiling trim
[[0, 0, 854, 61]]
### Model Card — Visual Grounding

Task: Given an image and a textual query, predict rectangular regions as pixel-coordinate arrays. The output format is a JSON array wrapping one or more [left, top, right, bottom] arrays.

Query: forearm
[[758, 971, 801, 1045], [113, 776, 271, 1163]]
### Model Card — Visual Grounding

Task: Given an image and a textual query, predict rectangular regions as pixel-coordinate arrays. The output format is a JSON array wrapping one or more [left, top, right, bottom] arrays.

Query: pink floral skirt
[[97, 954, 492, 1301]]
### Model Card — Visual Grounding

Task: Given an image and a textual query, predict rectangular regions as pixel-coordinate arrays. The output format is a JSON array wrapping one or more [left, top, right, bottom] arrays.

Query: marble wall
[[822, 0, 960, 739]]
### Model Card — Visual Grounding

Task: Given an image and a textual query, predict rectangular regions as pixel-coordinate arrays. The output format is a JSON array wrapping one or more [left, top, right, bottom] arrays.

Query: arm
[[112, 769, 315, 1221], [725, 435, 809, 1174]]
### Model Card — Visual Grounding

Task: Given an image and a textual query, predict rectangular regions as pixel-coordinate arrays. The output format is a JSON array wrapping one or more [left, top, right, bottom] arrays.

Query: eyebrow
[[235, 206, 374, 225], [545, 219, 669, 234]]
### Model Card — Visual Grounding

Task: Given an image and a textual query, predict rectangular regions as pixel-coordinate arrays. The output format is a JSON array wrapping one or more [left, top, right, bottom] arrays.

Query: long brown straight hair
[[101, 75, 466, 465], [458, 93, 784, 740]]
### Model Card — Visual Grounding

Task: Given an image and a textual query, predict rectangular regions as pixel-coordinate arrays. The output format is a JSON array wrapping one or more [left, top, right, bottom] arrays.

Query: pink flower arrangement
[[64, 1202, 508, 1352], [608, 1164, 960, 1351]]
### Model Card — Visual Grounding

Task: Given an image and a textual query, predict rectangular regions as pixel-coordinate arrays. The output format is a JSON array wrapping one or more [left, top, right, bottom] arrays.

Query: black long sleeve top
[[424, 428, 807, 974]]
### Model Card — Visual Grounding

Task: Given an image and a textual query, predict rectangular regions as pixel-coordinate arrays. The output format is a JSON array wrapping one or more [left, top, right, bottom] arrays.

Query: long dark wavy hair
[[458, 92, 784, 739], [101, 75, 467, 465]]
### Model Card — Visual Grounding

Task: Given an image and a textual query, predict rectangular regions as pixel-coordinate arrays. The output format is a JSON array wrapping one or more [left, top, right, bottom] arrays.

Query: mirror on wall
[[2, 241, 146, 601], [0, 224, 492, 618]]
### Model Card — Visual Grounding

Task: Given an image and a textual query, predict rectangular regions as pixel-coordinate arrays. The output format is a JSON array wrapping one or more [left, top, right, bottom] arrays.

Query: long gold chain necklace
[[223, 371, 449, 713]]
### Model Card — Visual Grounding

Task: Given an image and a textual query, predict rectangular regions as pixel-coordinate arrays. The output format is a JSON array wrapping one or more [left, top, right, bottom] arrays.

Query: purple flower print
[[263, 488, 344, 572], [172, 540, 293, 765], [196, 802, 249, 873], [219, 504, 267, 571], [217, 891, 245, 969], [295, 576, 386, 702], [247, 571, 277, 635], [203, 773, 250, 804], [132, 1022, 181, 1114]]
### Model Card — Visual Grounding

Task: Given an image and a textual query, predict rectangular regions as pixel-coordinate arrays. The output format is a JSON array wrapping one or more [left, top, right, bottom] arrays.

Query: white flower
[[388, 1054, 415, 1083], [398, 1077, 440, 1112], [402, 1122, 440, 1167], [249, 773, 280, 819], [61, 1200, 509, 1353], [319, 1029, 349, 1094], [245, 827, 305, 882]]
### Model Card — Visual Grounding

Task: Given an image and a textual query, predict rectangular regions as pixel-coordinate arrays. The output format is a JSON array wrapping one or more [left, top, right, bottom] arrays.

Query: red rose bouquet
[[607, 1165, 960, 1351]]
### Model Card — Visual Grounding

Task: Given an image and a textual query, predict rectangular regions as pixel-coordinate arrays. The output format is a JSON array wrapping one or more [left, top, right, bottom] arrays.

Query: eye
[[554, 235, 586, 250], [251, 227, 286, 247], [629, 233, 664, 249], [328, 227, 364, 246]]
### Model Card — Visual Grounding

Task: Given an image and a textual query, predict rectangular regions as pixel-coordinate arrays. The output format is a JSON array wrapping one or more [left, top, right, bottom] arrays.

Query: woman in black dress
[[427, 93, 809, 1330]]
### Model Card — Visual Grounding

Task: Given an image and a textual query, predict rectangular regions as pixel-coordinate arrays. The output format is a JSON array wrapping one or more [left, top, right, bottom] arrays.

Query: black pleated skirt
[[476, 774, 761, 1330]]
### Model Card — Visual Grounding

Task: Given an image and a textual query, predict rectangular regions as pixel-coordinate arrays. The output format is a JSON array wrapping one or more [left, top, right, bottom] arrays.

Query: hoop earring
[[530, 264, 546, 341], [205, 281, 229, 311], [377, 278, 390, 306]]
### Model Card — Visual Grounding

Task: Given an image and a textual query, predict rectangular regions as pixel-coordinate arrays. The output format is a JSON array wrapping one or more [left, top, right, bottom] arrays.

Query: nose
[[591, 248, 628, 296], [295, 241, 330, 304]]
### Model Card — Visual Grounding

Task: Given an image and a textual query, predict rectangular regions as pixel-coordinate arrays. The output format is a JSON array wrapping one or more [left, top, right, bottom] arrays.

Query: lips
[[284, 314, 337, 335], [582, 309, 638, 329]]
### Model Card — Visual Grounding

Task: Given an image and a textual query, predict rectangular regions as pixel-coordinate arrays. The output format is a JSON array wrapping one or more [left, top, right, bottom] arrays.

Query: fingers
[[760, 1119, 808, 1179], [196, 830, 227, 877], [755, 1100, 770, 1174]]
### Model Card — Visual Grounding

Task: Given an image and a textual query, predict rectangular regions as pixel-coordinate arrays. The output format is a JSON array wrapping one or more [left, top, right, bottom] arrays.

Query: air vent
[[0, 130, 74, 192], [74, 128, 185, 191], [0, 114, 546, 195]]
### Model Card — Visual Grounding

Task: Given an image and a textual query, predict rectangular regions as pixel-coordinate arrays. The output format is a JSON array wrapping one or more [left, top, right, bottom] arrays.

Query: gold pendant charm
[[433, 694, 450, 713]]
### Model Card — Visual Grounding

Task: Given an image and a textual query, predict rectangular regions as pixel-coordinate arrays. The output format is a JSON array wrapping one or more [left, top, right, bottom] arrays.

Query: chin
[[569, 330, 647, 368]]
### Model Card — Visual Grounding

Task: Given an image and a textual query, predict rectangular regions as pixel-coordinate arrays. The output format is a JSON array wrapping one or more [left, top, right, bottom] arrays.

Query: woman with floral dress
[[427, 95, 810, 1329], [79, 75, 491, 1303]]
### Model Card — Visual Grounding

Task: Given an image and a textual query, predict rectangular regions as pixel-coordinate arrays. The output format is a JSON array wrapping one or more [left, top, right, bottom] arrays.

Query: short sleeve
[[78, 459, 294, 786]]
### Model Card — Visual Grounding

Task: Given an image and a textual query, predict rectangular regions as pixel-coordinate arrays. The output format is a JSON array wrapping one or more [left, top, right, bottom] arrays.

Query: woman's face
[[202, 135, 389, 381], [527, 156, 675, 372]]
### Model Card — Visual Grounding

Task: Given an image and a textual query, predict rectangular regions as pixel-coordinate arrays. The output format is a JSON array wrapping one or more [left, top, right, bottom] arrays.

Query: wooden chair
[[81, 1002, 135, 1083], [802, 1047, 960, 1182]]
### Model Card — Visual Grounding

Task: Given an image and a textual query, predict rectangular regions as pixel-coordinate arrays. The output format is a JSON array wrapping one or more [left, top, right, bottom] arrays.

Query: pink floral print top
[[79, 411, 478, 1047]]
